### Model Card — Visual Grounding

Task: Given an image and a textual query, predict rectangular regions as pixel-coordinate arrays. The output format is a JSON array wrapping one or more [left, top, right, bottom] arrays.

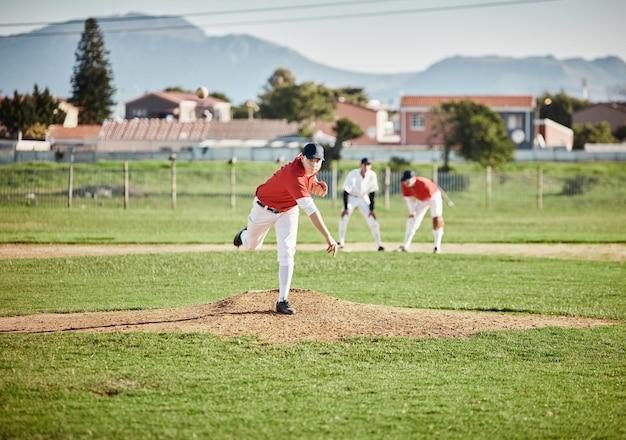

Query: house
[[125, 91, 231, 122], [572, 102, 626, 132], [47, 125, 101, 151], [312, 99, 398, 145], [399, 95, 536, 149], [97, 118, 299, 152], [534, 119, 574, 150]]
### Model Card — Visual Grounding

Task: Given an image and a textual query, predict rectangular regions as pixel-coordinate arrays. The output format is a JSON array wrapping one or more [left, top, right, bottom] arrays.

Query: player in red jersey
[[398, 170, 445, 254], [233, 143, 338, 315]]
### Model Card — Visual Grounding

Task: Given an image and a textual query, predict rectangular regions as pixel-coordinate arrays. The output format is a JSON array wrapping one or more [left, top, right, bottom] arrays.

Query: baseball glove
[[310, 180, 328, 197]]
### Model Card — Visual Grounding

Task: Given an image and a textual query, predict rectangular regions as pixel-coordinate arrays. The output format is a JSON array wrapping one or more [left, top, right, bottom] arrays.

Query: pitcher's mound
[[0, 290, 614, 343]]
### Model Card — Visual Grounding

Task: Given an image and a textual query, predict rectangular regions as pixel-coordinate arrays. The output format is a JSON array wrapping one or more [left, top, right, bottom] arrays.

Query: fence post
[[331, 161, 338, 208], [230, 160, 236, 210], [170, 154, 176, 209], [537, 166, 544, 210], [432, 163, 438, 185], [384, 166, 391, 210], [485, 165, 492, 208], [67, 163, 73, 208], [123, 161, 129, 209]]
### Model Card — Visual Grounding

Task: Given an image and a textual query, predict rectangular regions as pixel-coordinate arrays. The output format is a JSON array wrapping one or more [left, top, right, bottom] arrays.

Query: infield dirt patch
[[1, 243, 625, 261], [0, 290, 614, 343]]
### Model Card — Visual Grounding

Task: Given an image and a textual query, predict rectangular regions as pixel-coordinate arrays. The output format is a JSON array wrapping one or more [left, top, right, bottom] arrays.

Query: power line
[[0, 0, 411, 27], [2, 0, 562, 38]]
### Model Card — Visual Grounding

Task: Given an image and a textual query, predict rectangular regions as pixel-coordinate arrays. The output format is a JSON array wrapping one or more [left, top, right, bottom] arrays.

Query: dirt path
[[0, 243, 624, 261], [0, 290, 616, 343]]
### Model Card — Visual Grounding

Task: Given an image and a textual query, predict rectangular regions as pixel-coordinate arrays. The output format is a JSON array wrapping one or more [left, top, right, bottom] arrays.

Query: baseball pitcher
[[233, 143, 337, 315]]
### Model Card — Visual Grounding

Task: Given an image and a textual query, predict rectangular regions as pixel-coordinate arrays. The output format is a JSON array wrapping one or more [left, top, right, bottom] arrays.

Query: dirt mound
[[0, 290, 615, 343]]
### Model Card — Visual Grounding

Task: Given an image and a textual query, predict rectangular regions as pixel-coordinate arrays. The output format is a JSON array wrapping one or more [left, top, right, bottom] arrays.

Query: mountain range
[[1, 13, 625, 112]]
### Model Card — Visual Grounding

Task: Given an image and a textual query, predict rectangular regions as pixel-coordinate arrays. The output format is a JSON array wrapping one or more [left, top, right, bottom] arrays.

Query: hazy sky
[[1, 0, 624, 73]]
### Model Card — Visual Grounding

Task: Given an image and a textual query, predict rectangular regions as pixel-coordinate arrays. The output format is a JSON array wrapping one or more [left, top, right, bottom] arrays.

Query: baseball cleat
[[433, 246, 440, 254], [276, 300, 296, 315], [233, 228, 246, 247], [377, 246, 385, 252], [338, 242, 345, 249], [397, 245, 407, 252]]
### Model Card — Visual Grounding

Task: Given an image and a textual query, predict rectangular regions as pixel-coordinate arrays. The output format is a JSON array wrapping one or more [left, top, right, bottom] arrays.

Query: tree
[[0, 85, 64, 139], [32, 85, 64, 128], [293, 82, 335, 123], [573, 122, 616, 149], [265, 67, 296, 89], [613, 124, 626, 142], [0, 91, 34, 138], [258, 68, 334, 123], [70, 18, 115, 124], [321, 117, 363, 168], [440, 100, 514, 168], [164, 86, 191, 93], [24, 122, 48, 140], [538, 92, 590, 127], [429, 105, 455, 171], [232, 100, 260, 120], [334, 87, 369, 106], [163, 86, 193, 93], [258, 68, 298, 120], [209, 92, 230, 102]]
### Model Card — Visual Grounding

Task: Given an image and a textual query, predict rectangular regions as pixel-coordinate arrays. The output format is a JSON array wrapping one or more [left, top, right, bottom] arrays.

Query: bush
[[560, 175, 598, 196], [613, 124, 626, 142], [573, 122, 616, 149], [388, 156, 410, 171]]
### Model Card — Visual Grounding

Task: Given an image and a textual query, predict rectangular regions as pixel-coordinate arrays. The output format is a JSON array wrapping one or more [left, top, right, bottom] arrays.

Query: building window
[[410, 114, 425, 131], [507, 114, 523, 130], [131, 108, 147, 118]]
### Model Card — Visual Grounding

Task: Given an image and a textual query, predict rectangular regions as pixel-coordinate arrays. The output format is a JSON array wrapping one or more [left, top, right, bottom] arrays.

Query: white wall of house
[[213, 102, 232, 122]]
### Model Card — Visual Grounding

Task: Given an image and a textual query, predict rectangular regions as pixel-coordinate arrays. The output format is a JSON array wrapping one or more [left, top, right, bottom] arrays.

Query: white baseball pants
[[240, 197, 299, 266], [338, 195, 382, 247], [403, 191, 443, 249]]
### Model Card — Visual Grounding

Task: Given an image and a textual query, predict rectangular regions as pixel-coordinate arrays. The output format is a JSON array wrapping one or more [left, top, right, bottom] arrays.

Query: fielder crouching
[[398, 170, 445, 254], [232, 143, 338, 315]]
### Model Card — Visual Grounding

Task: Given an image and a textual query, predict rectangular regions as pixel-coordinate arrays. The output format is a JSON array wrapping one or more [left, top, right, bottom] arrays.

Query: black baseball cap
[[401, 170, 415, 182], [361, 157, 372, 165], [303, 143, 324, 160]]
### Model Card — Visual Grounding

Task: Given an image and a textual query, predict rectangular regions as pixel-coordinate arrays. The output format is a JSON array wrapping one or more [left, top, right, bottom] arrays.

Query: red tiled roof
[[337, 100, 377, 115], [401, 95, 535, 108], [100, 119, 298, 142], [48, 125, 101, 140], [126, 91, 226, 107]]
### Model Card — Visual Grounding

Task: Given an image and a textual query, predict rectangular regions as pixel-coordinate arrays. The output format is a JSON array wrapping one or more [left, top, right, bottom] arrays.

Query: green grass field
[[0, 252, 625, 438], [1, 161, 625, 244], [1, 161, 625, 438], [2, 327, 624, 439], [1, 252, 624, 318], [1, 200, 625, 244]]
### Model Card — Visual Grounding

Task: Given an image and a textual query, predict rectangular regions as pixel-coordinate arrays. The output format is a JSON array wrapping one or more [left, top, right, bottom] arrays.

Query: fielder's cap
[[303, 143, 324, 160], [401, 170, 416, 182], [361, 157, 372, 165]]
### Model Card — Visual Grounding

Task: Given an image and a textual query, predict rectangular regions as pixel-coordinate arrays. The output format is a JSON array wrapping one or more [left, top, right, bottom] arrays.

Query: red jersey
[[401, 177, 439, 201], [256, 155, 316, 211]]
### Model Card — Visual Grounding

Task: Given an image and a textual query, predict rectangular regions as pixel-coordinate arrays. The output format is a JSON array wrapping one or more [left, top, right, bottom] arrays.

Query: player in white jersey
[[338, 158, 384, 251]]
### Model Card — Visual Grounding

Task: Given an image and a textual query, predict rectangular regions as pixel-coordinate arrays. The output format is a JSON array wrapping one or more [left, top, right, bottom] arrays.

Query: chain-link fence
[[1, 162, 624, 211]]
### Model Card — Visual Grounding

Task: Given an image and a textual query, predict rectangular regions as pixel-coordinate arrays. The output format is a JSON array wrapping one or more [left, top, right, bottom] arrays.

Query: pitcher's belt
[[256, 200, 281, 214]]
